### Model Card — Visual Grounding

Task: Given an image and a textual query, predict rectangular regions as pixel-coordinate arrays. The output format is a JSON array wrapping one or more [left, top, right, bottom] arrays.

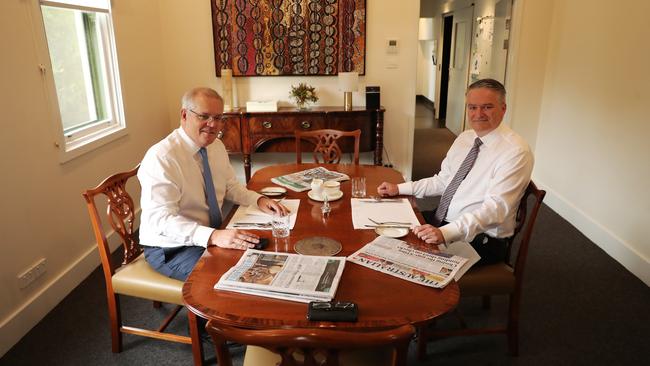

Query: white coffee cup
[[323, 180, 341, 198], [310, 179, 324, 197]]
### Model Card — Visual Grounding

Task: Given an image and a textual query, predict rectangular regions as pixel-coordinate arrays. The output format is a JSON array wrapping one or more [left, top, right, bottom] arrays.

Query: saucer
[[375, 226, 409, 238], [259, 186, 286, 197], [307, 190, 343, 202]]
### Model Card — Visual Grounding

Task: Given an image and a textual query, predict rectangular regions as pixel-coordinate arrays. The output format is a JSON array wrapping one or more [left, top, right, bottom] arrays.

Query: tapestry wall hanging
[[211, 0, 366, 76]]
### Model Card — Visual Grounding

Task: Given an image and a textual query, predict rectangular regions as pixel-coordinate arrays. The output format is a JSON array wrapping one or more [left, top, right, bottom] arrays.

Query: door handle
[[300, 121, 311, 129], [262, 121, 272, 129]]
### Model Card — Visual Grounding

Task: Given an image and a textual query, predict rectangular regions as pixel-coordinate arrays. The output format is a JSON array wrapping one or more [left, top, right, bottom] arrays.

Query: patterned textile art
[[211, 0, 366, 76]]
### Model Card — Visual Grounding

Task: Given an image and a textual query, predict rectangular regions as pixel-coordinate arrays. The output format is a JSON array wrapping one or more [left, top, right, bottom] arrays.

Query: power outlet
[[18, 258, 47, 289]]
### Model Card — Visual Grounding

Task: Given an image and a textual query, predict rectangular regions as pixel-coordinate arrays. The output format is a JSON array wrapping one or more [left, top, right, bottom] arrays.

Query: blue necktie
[[198, 147, 222, 228], [432, 137, 483, 226]]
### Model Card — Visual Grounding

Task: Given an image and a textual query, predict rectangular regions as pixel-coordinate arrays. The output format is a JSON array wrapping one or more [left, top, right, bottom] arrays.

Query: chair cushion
[[112, 254, 184, 305], [243, 345, 394, 366], [458, 263, 515, 296]]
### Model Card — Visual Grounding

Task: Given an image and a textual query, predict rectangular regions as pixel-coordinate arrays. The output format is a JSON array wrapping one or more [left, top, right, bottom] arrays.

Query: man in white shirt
[[377, 79, 533, 265], [138, 87, 287, 281]]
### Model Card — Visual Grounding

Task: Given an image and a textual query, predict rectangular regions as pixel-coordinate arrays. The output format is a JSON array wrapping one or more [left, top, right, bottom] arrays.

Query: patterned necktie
[[198, 147, 222, 228], [432, 137, 483, 226]]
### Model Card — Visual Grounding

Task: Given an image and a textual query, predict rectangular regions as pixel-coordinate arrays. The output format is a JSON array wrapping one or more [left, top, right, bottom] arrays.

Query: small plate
[[259, 186, 287, 197], [375, 226, 409, 238], [307, 190, 343, 202]]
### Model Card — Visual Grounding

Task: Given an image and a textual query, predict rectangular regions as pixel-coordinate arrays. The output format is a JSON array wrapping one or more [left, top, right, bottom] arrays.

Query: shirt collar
[[474, 123, 506, 149], [177, 127, 202, 155]]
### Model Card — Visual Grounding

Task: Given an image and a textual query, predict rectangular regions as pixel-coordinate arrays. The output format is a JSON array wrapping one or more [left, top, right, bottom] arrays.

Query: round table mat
[[294, 236, 342, 256]]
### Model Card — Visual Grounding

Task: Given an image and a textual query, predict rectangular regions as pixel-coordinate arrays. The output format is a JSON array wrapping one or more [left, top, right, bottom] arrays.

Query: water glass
[[352, 177, 366, 198], [271, 214, 290, 238]]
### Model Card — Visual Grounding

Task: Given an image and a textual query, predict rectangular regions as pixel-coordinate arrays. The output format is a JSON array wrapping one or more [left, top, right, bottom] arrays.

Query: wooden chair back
[[295, 129, 361, 164], [508, 180, 546, 282], [208, 321, 415, 366], [82, 164, 141, 279]]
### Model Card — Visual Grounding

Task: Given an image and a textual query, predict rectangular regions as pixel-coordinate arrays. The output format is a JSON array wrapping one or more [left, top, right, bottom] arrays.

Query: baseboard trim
[[0, 218, 132, 357], [537, 179, 650, 286], [416, 95, 435, 112]]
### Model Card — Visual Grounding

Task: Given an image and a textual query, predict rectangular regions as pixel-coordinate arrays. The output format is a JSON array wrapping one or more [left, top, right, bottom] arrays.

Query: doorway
[[437, 14, 453, 122]]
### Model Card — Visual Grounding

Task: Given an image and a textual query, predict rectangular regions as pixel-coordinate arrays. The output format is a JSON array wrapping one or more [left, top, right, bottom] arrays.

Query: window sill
[[58, 124, 128, 163]]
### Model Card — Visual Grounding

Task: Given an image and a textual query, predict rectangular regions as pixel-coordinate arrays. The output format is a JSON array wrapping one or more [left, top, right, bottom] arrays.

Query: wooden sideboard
[[219, 106, 385, 181]]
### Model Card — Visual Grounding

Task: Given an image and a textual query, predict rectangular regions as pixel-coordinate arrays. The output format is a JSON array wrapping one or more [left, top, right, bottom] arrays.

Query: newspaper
[[347, 236, 468, 288], [271, 167, 349, 192], [214, 249, 346, 303]]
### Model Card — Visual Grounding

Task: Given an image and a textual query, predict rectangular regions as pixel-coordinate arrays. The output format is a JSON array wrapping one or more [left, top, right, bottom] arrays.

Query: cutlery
[[368, 218, 411, 225], [359, 196, 401, 203], [364, 224, 412, 229], [232, 222, 272, 228]]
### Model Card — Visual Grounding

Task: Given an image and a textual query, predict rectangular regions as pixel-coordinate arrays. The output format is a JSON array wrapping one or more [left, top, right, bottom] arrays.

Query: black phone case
[[307, 302, 358, 322]]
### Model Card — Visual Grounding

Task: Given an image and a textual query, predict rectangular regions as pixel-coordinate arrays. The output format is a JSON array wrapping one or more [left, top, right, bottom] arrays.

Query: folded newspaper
[[347, 236, 474, 288], [214, 249, 346, 303], [271, 166, 349, 192]]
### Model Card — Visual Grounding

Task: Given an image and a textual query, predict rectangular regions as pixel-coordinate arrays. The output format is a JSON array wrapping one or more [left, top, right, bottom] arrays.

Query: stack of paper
[[225, 199, 300, 230], [215, 249, 346, 303], [246, 100, 278, 112]]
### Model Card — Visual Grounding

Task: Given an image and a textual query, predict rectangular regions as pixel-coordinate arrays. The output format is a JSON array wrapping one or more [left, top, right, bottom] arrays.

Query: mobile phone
[[254, 238, 269, 250], [307, 301, 358, 322]]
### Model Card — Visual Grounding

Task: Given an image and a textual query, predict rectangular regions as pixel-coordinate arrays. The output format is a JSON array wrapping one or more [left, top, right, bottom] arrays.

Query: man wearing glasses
[[377, 79, 533, 265], [138, 87, 288, 282]]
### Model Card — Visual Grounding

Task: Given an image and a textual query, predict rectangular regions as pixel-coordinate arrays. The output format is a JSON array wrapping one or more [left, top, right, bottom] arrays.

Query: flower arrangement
[[289, 83, 319, 109]]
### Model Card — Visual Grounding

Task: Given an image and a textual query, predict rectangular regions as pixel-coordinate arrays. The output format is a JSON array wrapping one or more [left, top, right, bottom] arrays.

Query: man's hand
[[257, 196, 289, 216], [209, 229, 259, 250], [377, 182, 399, 197], [412, 224, 446, 249]]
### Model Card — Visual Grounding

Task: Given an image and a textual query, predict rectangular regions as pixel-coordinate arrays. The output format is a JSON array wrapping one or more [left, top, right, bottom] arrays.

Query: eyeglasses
[[188, 109, 226, 123], [310, 301, 355, 310], [467, 104, 496, 112]]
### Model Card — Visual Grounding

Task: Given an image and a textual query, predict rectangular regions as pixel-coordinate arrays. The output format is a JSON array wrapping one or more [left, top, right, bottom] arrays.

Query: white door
[[446, 5, 474, 135]]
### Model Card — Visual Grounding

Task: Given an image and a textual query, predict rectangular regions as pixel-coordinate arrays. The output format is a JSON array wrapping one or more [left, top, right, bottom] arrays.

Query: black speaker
[[366, 86, 380, 110]]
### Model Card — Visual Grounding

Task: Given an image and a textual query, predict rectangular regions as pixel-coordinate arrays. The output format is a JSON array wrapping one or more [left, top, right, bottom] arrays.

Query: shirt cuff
[[397, 182, 413, 195], [194, 225, 214, 248], [439, 222, 461, 244]]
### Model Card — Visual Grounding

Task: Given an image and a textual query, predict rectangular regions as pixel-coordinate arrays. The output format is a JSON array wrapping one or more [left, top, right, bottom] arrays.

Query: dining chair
[[207, 321, 415, 366], [82, 165, 203, 365], [295, 128, 361, 164], [417, 180, 546, 358]]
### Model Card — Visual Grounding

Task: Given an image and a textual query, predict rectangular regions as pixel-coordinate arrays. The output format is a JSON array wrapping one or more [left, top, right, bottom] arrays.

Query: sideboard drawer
[[248, 115, 327, 135], [219, 115, 241, 152]]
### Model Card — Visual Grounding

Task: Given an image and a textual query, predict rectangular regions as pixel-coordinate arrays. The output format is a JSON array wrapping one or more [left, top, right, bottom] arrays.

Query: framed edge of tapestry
[[211, 0, 366, 77]]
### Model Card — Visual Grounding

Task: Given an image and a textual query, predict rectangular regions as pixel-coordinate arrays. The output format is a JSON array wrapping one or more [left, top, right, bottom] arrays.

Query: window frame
[[34, 0, 127, 163]]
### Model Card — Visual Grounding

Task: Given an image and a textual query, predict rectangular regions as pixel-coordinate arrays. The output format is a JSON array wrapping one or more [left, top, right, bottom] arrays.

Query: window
[[37, 0, 125, 161]]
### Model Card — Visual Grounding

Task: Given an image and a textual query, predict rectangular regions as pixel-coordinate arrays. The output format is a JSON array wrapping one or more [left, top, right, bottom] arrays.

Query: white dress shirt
[[398, 123, 534, 243], [138, 128, 261, 248]]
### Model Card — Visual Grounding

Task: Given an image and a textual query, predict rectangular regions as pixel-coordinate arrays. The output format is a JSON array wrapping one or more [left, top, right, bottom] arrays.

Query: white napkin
[[350, 198, 421, 229], [226, 199, 300, 230]]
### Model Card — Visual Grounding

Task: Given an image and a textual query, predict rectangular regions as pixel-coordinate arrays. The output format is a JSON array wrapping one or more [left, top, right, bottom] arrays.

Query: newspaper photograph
[[347, 236, 468, 288], [214, 249, 346, 303], [271, 167, 349, 192]]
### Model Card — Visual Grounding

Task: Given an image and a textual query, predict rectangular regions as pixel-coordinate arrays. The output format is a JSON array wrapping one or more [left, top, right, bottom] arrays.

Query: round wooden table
[[183, 163, 459, 331]]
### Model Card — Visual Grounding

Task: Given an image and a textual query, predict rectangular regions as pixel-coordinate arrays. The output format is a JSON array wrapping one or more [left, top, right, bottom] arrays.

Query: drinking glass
[[271, 214, 290, 238], [352, 177, 366, 198]]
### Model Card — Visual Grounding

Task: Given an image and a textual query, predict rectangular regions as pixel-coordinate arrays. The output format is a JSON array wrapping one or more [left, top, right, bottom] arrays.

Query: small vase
[[296, 102, 309, 110]]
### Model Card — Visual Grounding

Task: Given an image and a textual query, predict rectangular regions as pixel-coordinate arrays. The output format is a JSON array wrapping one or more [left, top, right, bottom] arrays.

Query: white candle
[[221, 68, 233, 112]]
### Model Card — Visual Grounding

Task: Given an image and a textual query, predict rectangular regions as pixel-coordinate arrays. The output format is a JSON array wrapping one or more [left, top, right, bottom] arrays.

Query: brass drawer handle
[[300, 121, 311, 129], [262, 121, 272, 129]]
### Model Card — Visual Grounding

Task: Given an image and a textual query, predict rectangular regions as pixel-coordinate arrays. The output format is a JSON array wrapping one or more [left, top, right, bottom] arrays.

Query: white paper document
[[225, 199, 300, 230], [442, 241, 481, 281], [215, 249, 346, 303], [347, 236, 468, 288], [350, 198, 421, 229]]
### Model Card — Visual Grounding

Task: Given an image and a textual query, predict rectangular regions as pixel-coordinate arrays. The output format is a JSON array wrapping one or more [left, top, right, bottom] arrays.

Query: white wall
[[0, 0, 169, 356], [529, 0, 650, 284], [158, 0, 420, 177]]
